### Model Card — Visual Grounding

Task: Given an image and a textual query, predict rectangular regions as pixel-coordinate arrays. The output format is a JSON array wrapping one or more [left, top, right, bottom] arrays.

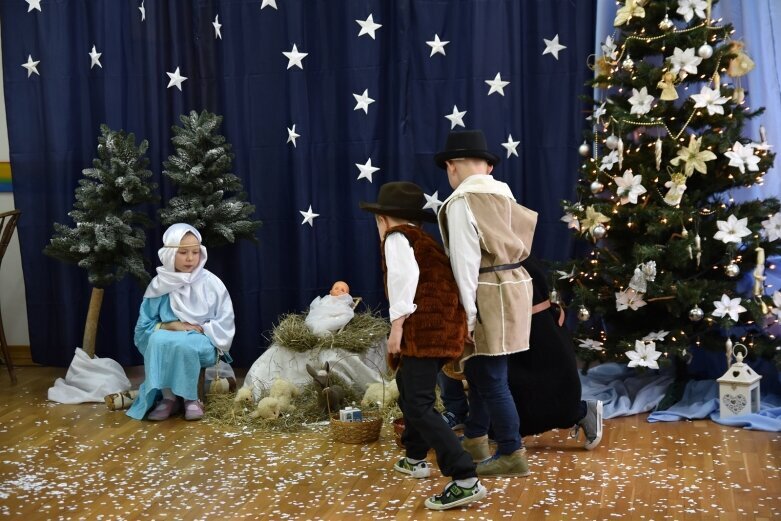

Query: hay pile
[[270, 311, 390, 354]]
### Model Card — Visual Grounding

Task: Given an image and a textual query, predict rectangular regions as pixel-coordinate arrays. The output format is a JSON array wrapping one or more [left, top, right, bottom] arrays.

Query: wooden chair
[[0, 210, 21, 384]]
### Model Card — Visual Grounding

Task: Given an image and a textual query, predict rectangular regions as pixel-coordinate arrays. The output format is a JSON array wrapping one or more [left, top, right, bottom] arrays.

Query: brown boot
[[461, 434, 491, 463], [476, 448, 530, 478]]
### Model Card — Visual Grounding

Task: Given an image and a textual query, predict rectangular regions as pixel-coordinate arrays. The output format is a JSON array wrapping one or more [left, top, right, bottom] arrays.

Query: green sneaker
[[476, 448, 531, 477], [393, 457, 431, 478], [424, 480, 487, 510]]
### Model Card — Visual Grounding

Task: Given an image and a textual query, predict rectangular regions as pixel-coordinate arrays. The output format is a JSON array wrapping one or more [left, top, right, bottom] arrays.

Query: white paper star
[[724, 141, 760, 174], [501, 134, 520, 158], [591, 102, 607, 121], [426, 34, 449, 57], [485, 73, 510, 96], [542, 34, 566, 60], [628, 87, 655, 116], [283, 44, 308, 70], [691, 85, 729, 116], [445, 105, 467, 129], [26, 0, 41, 12], [355, 158, 380, 183], [213, 14, 222, 39], [166, 67, 187, 90], [762, 212, 781, 242], [139, 1, 145, 21], [287, 124, 300, 147], [713, 214, 752, 244], [668, 47, 702, 77], [642, 330, 670, 342], [712, 294, 747, 322], [22, 55, 40, 77], [626, 340, 662, 369], [300, 205, 319, 227], [353, 89, 375, 114], [423, 191, 443, 213], [88, 45, 102, 69], [356, 14, 382, 39], [261, 0, 278, 10], [555, 267, 576, 280]]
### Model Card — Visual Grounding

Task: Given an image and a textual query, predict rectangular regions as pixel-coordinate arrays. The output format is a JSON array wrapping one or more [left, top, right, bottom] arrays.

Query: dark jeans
[[463, 354, 521, 455], [437, 371, 469, 420], [396, 356, 476, 480]]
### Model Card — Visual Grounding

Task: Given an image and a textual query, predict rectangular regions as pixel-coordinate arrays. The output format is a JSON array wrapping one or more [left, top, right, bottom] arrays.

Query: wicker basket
[[330, 410, 383, 444]]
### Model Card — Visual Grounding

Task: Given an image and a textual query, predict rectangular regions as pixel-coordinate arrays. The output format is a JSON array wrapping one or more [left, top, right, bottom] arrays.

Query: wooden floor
[[0, 366, 779, 520]]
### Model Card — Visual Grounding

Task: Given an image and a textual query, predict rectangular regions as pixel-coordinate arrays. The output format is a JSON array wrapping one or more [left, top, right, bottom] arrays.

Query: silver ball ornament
[[697, 44, 713, 59], [658, 15, 674, 31], [590, 180, 605, 194], [578, 141, 590, 157], [622, 56, 634, 72], [605, 134, 620, 150], [577, 306, 591, 322], [591, 224, 607, 240], [550, 289, 560, 305], [725, 262, 741, 278], [688, 306, 704, 322]]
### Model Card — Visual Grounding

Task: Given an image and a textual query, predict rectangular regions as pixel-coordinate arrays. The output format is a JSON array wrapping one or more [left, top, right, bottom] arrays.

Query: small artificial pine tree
[[557, 0, 780, 370], [45, 125, 158, 357], [159, 110, 261, 247]]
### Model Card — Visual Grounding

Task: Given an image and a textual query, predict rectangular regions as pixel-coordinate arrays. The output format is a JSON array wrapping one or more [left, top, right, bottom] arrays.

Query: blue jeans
[[463, 354, 521, 455], [437, 371, 469, 421]]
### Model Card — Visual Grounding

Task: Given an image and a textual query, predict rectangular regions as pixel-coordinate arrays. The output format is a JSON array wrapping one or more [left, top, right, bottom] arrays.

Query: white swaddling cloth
[[304, 294, 355, 335]]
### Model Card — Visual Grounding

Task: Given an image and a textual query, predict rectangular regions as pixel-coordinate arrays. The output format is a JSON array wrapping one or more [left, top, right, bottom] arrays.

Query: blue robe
[[127, 295, 222, 420]]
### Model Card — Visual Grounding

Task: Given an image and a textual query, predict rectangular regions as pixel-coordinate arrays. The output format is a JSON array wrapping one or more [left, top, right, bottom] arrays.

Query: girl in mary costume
[[127, 223, 235, 421]]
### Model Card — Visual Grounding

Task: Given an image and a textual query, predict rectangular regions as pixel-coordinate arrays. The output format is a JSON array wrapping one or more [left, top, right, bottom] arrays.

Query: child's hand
[[387, 319, 403, 355], [465, 331, 475, 345], [182, 323, 204, 333]]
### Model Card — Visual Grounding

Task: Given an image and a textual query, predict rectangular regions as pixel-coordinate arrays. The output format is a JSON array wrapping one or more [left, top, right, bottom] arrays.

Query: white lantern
[[716, 343, 762, 418]]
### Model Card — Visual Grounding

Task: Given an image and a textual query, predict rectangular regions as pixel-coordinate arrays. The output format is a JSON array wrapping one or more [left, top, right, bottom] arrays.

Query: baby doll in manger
[[305, 280, 357, 335]]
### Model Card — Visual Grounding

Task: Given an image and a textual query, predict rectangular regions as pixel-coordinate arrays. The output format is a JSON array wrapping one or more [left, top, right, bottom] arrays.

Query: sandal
[[148, 398, 181, 421], [184, 400, 204, 421]]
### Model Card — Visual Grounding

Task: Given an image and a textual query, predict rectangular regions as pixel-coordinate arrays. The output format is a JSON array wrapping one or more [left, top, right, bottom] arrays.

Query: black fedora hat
[[434, 129, 500, 169], [359, 181, 437, 223]]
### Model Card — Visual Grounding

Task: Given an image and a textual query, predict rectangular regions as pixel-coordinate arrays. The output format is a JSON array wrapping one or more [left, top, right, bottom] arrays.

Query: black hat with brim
[[359, 181, 438, 223], [434, 129, 500, 169]]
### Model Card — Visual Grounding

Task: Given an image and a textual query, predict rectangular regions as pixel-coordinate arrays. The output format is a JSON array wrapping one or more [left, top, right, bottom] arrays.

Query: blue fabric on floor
[[579, 363, 674, 419]]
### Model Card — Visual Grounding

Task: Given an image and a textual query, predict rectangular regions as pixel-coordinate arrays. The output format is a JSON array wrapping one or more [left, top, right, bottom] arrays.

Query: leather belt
[[479, 261, 522, 274]]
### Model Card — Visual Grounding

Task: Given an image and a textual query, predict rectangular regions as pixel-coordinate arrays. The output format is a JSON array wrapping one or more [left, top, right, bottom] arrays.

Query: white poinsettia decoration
[[628, 87, 655, 116], [762, 212, 781, 242], [614, 169, 647, 204], [670, 135, 717, 176], [712, 294, 747, 322], [616, 288, 647, 311], [577, 338, 605, 351], [676, 0, 708, 22], [614, 0, 646, 26], [581, 206, 611, 234], [561, 212, 580, 231], [664, 173, 688, 206], [713, 214, 752, 244], [626, 340, 662, 369], [602, 36, 618, 60], [668, 47, 702, 77], [691, 85, 729, 116], [724, 141, 761, 174], [600, 150, 620, 171], [642, 330, 669, 342], [772, 291, 781, 319]]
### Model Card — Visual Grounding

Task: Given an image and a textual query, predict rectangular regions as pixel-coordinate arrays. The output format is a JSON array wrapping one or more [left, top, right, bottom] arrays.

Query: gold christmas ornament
[[622, 56, 635, 71], [658, 15, 674, 31], [577, 306, 591, 322], [726, 41, 755, 78], [725, 262, 741, 278], [656, 71, 679, 101]]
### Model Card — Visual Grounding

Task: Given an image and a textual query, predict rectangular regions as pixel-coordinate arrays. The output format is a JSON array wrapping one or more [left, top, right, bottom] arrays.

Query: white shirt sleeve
[[445, 198, 480, 331], [384, 232, 419, 322]]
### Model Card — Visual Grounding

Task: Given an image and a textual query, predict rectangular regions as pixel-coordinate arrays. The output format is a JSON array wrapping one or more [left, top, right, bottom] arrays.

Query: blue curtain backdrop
[[1, 0, 596, 367]]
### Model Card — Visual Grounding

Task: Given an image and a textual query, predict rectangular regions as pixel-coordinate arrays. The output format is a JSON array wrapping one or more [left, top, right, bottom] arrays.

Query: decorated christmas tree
[[159, 110, 261, 247], [44, 125, 158, 357], [557, 0, 780, 370]]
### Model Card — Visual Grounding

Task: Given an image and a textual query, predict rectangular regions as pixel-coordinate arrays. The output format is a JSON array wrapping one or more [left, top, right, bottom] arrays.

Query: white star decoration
[[166, 67, 187, 90], [261, 0, 278, 10], [502, 134, 520, 158], [353, 89, 375, 114], [712, 294, 746, 322], [356, 14, 382, 39], [542, 34, 566, 60], [355, 159, 380, 183], [426, 34, 449, 57], [26, 0, 42, 12], [287, 125, 300, 147], [283, 44, 308, 70], [445, 105, 467, 129], [626, 340, 662, 369], [139, 1, 145, 21], [22, 55, 40, 77], [485, 73, 510, 96], [88, 45, 102, 69], [213, 15, 222, 39], [300, 205, 319, 227], [423, 191, 443, 213]]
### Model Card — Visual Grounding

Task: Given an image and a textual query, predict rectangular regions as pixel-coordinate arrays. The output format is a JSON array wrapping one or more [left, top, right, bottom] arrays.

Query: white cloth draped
[[47, 348, 131, 403]]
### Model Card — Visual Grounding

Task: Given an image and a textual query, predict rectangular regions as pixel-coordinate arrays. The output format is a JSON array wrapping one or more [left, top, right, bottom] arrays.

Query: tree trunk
[[82, 287, 104, 358]]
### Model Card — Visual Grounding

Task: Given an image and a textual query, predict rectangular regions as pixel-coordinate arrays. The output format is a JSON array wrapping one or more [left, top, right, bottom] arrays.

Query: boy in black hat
[[435, 129, 538, 477], [360, 181, 486, 511]]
